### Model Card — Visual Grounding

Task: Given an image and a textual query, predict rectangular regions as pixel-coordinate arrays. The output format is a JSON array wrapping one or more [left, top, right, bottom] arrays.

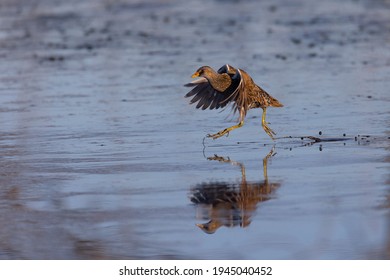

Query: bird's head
[[191, 66, 213, 78]]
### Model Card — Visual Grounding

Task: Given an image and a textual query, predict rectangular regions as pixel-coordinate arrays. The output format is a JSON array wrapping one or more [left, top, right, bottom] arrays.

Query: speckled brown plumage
[[184, 64, 283, 140]]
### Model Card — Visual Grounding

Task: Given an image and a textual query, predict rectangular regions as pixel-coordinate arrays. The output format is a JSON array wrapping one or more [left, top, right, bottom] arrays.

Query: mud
[[0, 0, 389, 259]]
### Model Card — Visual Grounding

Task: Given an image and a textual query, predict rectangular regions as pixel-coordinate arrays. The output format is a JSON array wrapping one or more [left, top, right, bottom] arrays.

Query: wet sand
[[0, 0, 389, 259]]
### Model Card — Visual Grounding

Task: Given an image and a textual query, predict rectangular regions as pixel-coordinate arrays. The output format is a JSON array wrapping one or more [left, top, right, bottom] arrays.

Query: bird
[[184, 64, 283, 140]]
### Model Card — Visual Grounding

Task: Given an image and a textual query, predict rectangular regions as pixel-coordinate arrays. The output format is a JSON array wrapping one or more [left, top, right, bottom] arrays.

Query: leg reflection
[[190, 148, 280, 234]]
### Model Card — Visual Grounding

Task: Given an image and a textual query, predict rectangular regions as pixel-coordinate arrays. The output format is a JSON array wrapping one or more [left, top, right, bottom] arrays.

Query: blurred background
[[0, 0, 389, 259]]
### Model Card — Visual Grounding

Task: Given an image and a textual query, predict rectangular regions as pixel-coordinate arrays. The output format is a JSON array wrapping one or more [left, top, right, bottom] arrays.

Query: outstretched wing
[[184, 65, 243, 111]]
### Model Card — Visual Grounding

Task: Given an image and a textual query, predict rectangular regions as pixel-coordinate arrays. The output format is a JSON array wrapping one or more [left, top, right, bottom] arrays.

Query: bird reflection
[[190, 148, 280, 234]]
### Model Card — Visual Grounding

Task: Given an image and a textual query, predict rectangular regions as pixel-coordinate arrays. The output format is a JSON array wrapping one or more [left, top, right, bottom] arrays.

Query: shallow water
[[0, 0, 389, 259]]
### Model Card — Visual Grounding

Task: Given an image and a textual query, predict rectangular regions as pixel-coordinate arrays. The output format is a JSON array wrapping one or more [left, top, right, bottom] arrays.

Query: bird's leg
[[262, 146, 276, 183], [261, 108, 276, 140], [207, 121, 244, 140]]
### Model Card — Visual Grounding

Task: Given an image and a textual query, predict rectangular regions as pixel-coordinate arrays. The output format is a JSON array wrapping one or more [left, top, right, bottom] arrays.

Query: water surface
[[0, 0, 389, 259]]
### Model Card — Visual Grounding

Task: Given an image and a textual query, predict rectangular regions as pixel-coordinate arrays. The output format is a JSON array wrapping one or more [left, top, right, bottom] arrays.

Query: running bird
[[184, 64, 283, 140]]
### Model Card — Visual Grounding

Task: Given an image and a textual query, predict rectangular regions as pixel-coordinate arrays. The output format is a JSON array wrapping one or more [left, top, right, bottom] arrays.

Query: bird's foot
[[263, 125, 276, 140], [206, 122, 243, 140], [207, 129, 229, 140]]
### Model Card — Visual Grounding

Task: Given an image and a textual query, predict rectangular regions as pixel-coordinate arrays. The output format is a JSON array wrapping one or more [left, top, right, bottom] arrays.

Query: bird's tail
[[269, 96, 283, 107]]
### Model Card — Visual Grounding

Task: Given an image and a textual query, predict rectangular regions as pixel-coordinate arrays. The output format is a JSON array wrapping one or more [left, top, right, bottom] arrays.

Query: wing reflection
[[190, 148, 281, 234]]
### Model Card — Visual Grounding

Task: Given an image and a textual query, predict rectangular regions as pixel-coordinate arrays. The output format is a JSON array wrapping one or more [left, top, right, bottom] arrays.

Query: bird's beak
[[191, 72, 200, 78]]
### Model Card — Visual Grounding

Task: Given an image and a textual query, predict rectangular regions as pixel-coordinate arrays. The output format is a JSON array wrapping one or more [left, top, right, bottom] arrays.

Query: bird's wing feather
[[232, 69, 252, 121], [184, 77, 208, 88], [218, 69, 243, 105], [184, 65, 242, 111]]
